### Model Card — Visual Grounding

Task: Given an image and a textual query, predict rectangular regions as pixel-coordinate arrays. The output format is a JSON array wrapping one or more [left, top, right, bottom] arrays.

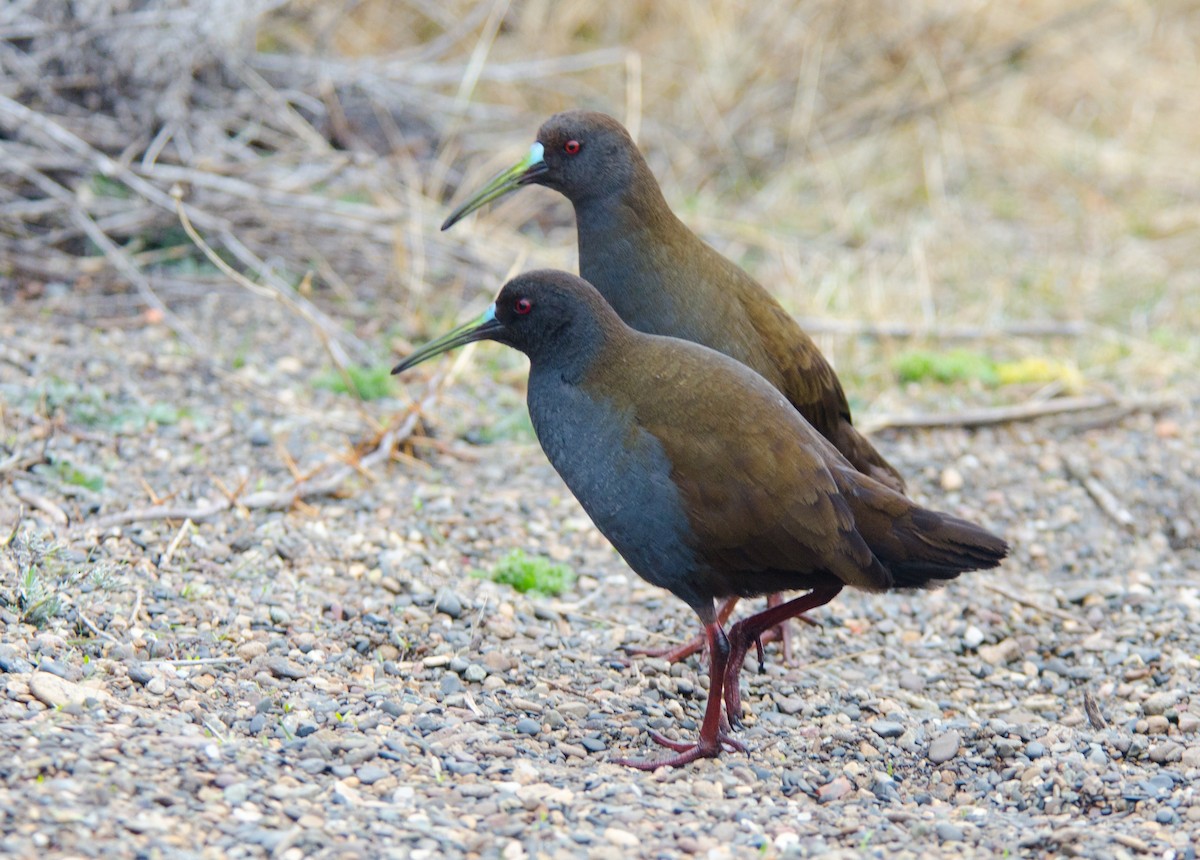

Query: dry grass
[[2, 0, 1196, 410]]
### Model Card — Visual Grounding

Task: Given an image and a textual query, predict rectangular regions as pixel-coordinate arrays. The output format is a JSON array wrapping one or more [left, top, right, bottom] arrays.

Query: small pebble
[[871, 720, 904, 738], [515, 718, 541, 736], [929, 731, 961, 764]]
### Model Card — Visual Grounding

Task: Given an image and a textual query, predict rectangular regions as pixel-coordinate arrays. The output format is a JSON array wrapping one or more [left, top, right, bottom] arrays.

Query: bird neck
[[525, 308, 628, 386]]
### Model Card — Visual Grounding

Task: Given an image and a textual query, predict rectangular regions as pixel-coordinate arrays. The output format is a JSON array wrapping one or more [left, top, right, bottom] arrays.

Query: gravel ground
[[2, 285, 1198, 859]]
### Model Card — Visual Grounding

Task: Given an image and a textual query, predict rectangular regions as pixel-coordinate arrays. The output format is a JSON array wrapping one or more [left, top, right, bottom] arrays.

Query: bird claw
[[624, 635, 705, 664], [613, 729, 746, 769]]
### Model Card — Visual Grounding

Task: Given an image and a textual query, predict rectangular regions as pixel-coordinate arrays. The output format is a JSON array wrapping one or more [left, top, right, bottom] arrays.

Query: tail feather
[[836, 469, 1008, 590], [834, 420, 907, 495]]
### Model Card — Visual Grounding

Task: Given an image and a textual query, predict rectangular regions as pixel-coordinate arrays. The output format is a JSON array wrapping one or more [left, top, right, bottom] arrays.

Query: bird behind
[[394, 270, 1007, 769]]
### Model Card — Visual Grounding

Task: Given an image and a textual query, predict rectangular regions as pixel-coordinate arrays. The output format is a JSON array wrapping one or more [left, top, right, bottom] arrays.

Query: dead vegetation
[[1, 0, 1196, 410]]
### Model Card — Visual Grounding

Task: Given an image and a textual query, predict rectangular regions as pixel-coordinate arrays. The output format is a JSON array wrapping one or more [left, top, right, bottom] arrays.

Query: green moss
[[477, 549, 574, 597]]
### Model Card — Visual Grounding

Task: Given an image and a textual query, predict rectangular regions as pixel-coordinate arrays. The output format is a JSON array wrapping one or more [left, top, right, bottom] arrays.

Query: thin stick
[[160, 518, 193, 568], [1061, 455, 1135, 531], [1083, 690, 1107, 730], [863, 394, 1130, 433], [980, 583, 1092, 629], [172, 187, 360, 381], [78, 371, 449, 531], [792, 317, 1087, 341]]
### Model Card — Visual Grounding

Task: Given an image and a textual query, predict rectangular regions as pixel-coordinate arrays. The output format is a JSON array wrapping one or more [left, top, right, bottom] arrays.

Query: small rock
[[580, 737, 606, 752], [871, 720, 904, 739], [929, 730, 961, 764], [237, 641, 267, 661], [963, 626, 985, 649], [128, 664, 154, 686], [449, 656, 469, 673], [936, 823, 964, 842], [269, 606, 291, 626], [978, 638, 1020, 665], [1178, 712, 1200, 734], [29, 672, 110, 708], [1026, 741, 1046, 759], [440, 673, 463, 695], [481, 651, 514, 673], [38, 659, 70, 679], [464, 664, 487, 683], [515, 718, 541, 736], [356, 765, 389, 786], [817, 776, 853, 803], [1146, 715, 1170, 734], [898, 671, 925, 692], [604, 828, 640, 849], [146, 677, 167, 695], [940, 467, 964, 492], [1143, 691, 1179, 716], [775, 695, 804, 715], [436, 592, 464, 619], [265, 656, 307, 680], [1149, 742, 1183, 763]]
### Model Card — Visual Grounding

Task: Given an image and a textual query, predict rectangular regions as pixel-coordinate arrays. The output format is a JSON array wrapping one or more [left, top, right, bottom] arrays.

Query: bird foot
[[612, 730, 747, 770], [624, 635, 705, 664]]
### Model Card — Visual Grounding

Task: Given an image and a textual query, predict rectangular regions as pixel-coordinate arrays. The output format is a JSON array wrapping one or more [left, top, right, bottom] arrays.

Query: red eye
[[564, 139, 581, 155], [514, 297, 532, 315]]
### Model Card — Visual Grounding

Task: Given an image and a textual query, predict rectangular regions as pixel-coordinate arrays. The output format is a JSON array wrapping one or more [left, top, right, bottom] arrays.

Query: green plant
[[2, 528, 122, 629], [48, 457, 104, 492], [477, 549, 575, 597], [314, 364, 395, 401], [893, 349, 999, 386]]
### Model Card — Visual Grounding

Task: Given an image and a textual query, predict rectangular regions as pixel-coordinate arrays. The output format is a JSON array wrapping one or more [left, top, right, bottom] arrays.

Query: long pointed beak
[[392, 305, 503, 374], [441, 142, 548, 231]]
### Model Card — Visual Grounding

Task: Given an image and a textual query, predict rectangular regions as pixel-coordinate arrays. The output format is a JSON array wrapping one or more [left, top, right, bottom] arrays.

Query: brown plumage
[[442, 111, 907, 660], [393, 271, 1007, 768]]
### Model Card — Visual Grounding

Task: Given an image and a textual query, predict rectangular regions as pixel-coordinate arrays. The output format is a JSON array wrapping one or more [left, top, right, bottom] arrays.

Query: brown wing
[[735, 282, 908, 494], [595, 339, 892, 593]]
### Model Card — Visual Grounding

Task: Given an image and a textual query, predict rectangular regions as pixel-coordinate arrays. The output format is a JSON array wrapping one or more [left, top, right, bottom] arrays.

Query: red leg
[[625, 596, 740, 663], [614, 620, 746, 770], [723, 583, 843, 729]]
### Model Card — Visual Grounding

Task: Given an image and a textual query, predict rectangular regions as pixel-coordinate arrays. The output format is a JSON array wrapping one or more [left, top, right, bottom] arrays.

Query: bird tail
[[834, 422, 908, 495], [835, 468, 1008, 589]]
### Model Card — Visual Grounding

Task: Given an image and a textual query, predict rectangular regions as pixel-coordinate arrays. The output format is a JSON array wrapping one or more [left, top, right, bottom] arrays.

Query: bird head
[[392, 270, 617, 374], [441, 111, 642, 230]]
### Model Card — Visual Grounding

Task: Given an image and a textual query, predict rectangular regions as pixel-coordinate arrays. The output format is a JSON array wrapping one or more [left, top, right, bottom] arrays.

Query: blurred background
[[2, 0, 1197, 415]]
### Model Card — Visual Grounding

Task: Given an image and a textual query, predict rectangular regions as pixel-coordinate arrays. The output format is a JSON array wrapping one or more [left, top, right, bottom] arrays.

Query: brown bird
[[393, 270, 1007, 769], [442, 111, 906, 662]]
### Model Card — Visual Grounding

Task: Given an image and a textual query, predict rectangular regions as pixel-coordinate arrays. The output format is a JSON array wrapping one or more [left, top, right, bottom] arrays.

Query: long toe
[[625, 633, 706, 664], [613, 730, 744, 770]]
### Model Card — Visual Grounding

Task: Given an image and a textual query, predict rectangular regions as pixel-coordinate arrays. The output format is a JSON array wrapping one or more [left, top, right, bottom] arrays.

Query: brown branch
[[793, 317, 1087, 341], [863, 394, 1161, 433]]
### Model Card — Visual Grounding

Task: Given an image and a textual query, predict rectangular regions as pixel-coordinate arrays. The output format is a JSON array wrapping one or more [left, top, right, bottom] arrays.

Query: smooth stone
[[936, 823, 964, 842], [929, 730, 962, 764], [871, 720, 904, 739], [128, 664, 154, 686], [515, 718, 541, 736], [356, 765, 389, 786], [435, 592, 464, 619]]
